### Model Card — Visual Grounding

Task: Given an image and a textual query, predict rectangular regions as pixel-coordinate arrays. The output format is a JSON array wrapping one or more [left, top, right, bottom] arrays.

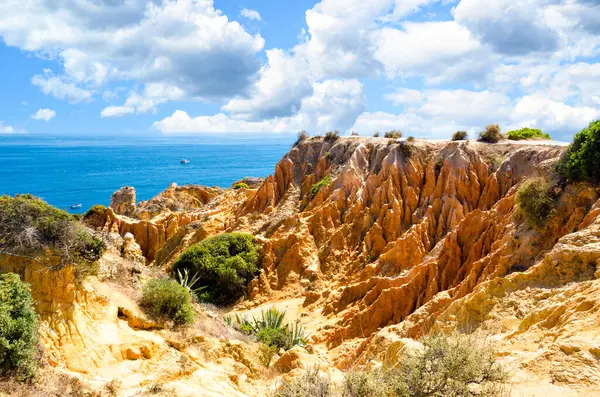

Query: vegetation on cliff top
[[140, 278, 195, 326], [452, 131, 468, 141], [311, 175, 331, 198], [232, 182, 249, 190], [384, 130, 403, 139], [478, 124, 503, 143], [172, 233, 259, 306], [557, 120, 600, 184], [0, 273, 39, 380], [0, 194, 105, 280], [506, 127, 550, 141]]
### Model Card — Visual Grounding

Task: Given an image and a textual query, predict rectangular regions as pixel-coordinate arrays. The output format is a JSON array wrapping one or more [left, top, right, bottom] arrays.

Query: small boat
[[180, 159, 190, 164], [70, 204, 82, 209]]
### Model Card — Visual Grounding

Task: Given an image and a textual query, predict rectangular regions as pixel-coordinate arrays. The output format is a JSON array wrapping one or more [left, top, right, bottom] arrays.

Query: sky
[[0, 0, 599, 140]]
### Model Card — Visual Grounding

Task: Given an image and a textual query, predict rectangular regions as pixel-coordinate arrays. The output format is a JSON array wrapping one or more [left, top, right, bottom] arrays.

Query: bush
[[384, 130, 403, 139], [452, 131, 468, 141], [257, 343, 277, 368], [172, 233, 259, 306], [516, 178, 555, 229], [373, 132, 380, 137], [84, 204, 106, 218], [406, 136, 415, 142], [233, 182, 249, 190], [324, 130, 340, 142], [343, 332, 507, 397], [0, 195, 105, 280], [0, 273, 39, 380], [140, 278, 195, 325], [351, 131, 359, 136], [295, 130, 309, 146], [398, 141, 414, 158], [506, 127, 550, 141], [311, 175, 331, 198], [557, 120, 600, 184], [478, 124, 503, 143], [271, 367, 331, 397], [226, 307, 308, 350]]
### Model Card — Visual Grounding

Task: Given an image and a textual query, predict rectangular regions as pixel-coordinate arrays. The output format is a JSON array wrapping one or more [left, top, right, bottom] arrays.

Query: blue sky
[[0, 0, 599, 140]]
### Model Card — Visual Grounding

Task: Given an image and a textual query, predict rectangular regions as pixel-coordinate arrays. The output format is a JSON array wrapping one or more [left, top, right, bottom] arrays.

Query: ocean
[[0, 134, 296, 213]]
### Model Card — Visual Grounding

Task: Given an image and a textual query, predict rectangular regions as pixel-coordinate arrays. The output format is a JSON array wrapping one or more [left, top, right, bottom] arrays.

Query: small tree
[[0, 273, 39, 380], [479, 124, 503, 143], [325, 131, 341, 142], [384, 130, 403, 139], [295, 131, 310, 146], [452, 131, 468, 141]]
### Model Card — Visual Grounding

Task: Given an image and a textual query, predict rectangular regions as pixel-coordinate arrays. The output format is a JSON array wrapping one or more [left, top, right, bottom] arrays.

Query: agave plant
[[176, 268, 206, 299]]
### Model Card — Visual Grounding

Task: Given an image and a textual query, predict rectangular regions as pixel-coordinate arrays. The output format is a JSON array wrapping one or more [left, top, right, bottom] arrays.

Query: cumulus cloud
[[31, 108, 56, 122], [0, 0, 265, 107], [353, 88, 598, 138], [240, 8, 261, 21], [0, 121, 17, 134], [153, 79, 365, 134]]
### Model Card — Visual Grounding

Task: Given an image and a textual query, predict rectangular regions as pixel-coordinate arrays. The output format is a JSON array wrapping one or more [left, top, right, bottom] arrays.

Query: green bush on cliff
[[233, 182, 249, 190], [342, 332, 507, 397], [140, 278, 195, 326], [452, 131, 468, 141], [516, 178, 555, 229], [506, 127, 550, 141], [0, 195, 105, 279], [557, 120, 600, 184], [478, 124, 503, 143], [172, 233, 259, 306], [84, 204, 106, 218], [0, 273, 39, 380], [311, 176, 331, 198]]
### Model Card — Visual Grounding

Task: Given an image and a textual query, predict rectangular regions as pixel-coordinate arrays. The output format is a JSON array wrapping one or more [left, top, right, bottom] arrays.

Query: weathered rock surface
[[109, 186, 137, 217]]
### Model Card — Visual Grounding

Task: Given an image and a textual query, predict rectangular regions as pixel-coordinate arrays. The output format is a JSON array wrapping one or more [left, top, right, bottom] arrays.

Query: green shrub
[[506, 127, 550, 141], [478, 124, 503, 143], [384, 130, 403, 139], [516, 178, 555, 229], [0, 195, 105, 280], [398, 141, 414, 158], [226, 307, 308, 350], [373, 132, 380, 137], [271, 367, 332, 397], [557, 120, 600, 184], [343, 332, 507, 397], [0, 273, 39, 380], [140, 278, 195, 325], [311, 176, 331, 198], [324, 130, 340, 142], [452, 131, 468, 141], [172, 233, 259, 306], [84, 204, 106, 218], [257, 343, 277, 368], [233, 183, 250, 190], [406, 136, 415, 142]]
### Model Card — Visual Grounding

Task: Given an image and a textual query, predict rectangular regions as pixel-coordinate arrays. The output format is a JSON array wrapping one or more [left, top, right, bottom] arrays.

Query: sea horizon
[[0, 134, 296, 213]]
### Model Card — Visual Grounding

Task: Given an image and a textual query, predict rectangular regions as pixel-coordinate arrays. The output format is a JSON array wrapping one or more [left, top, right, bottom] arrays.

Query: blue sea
[[0, 134, 296, 213]]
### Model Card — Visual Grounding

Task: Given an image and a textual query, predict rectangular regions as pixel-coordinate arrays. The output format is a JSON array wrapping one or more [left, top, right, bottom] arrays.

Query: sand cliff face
[[11, 136, 600, 396]]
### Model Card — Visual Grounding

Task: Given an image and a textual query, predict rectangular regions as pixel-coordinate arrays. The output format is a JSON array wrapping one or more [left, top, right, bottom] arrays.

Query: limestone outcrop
[[109, 186, 136, 217]]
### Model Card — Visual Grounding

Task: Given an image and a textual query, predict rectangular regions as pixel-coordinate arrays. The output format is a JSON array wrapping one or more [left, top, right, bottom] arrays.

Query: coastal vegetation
[[233, 182, 250, 190], [295, 130, 310, 146], [452, 131, 468, 141], [0, 273, 39, 380], [84, 204, 106, 218], [516, 178, 555, 229], [172, 233, 259, 306], [478, 124, 503, 143], [384, 130, 403, 139], [506, 127, 550, 141], [226, 307, 308, 351], [557, 120, 600, 184], [0, 194, 105, 281], [311, 175, 331, 198], [139, 278, 195, 326], [325, 130, 341, 142]]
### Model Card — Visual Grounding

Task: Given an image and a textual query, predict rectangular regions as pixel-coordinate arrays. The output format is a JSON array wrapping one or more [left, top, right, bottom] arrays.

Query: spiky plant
[[175, 268, 206, 300]]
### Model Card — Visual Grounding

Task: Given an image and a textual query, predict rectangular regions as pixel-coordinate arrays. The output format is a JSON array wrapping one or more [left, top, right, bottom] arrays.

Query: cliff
[[7, 136, 600, 396]]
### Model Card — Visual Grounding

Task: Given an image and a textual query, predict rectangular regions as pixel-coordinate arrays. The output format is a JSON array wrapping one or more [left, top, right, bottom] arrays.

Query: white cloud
[[32, 71, 93, 104], [31, 108, 56, 122], [240, 8, 261, 21], [154, 79, 365, 134], [0, 121, 16, 134], [102, 83, 186, 117], [222, 49, 313, 120], [100, 106, 133, 118], [384, 89, 424, 106], [353, 88, 598, 138], [0, 0, 265, 108]]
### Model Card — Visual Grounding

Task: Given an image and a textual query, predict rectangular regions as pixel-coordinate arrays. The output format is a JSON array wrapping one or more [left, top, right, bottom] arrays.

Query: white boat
[[180, 159, 190, 164], [70, 204, 82, 209]]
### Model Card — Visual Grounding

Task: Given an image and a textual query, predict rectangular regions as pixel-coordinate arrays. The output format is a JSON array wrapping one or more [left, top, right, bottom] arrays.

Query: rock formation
[[9, 136, 600, 396]]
